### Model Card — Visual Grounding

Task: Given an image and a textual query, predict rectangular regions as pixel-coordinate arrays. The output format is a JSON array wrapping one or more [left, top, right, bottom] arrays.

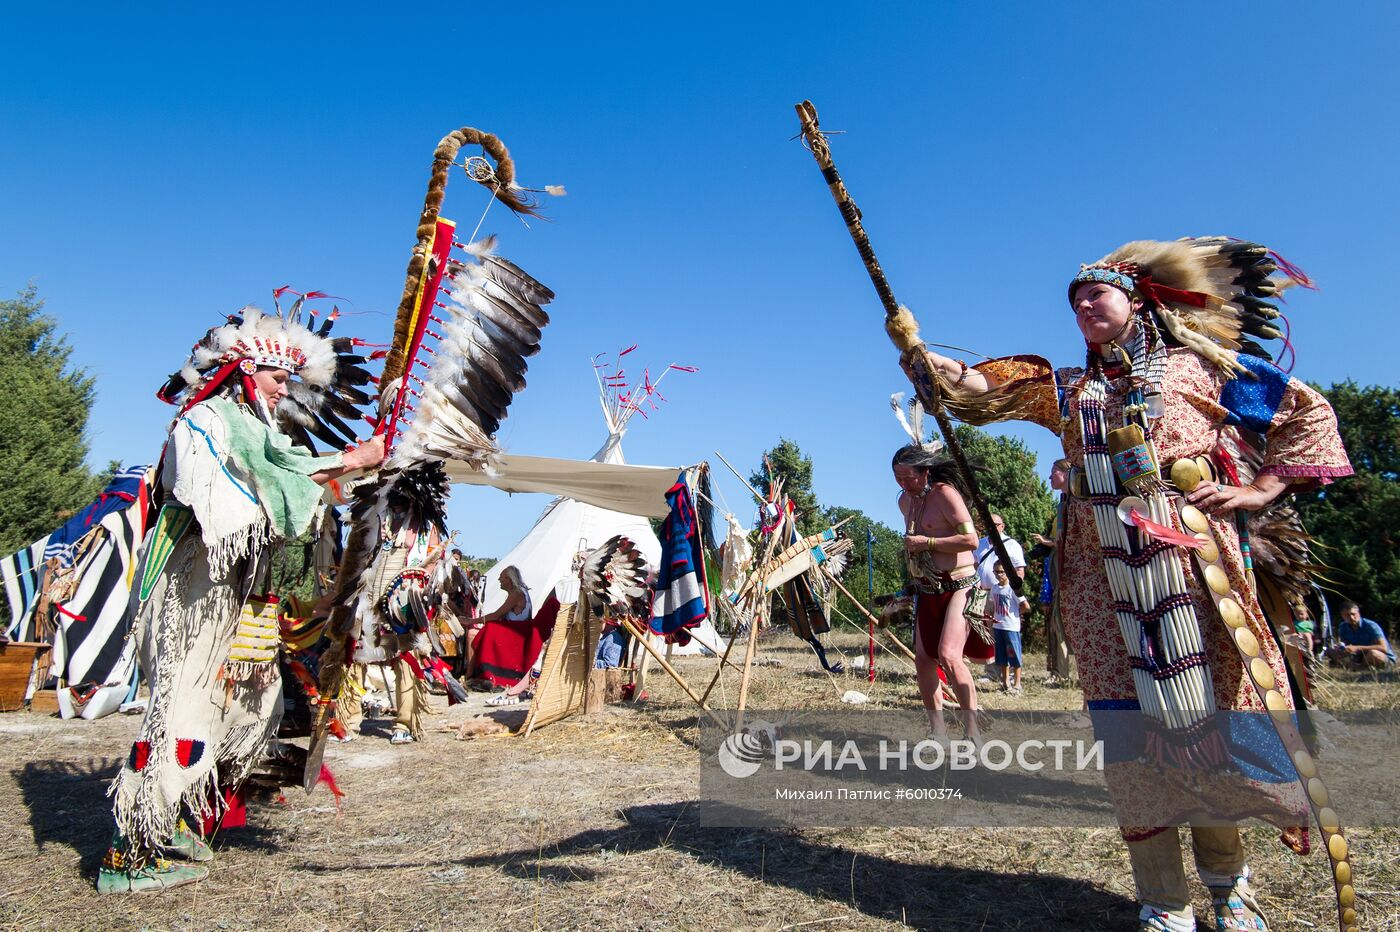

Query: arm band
[[955, 521, 975, 534]]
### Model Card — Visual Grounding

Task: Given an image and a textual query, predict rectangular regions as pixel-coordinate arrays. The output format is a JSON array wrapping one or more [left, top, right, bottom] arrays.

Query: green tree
[[950, 425, 1057, 555], [0, 287, 106, 553], [750, 438, 822, 534], [1293, 381, 1400, 635], [459, 554, 496, 574], [819, 504, 904, 631]]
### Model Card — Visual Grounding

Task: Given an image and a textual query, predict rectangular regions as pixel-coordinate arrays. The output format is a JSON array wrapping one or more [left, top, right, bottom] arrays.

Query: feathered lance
[[305, 126, 539, 789], [792, 100, 1022, 593]]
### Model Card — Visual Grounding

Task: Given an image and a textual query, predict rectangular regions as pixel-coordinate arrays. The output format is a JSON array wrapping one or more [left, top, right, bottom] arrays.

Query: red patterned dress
[[926, 348, 1352, 832]]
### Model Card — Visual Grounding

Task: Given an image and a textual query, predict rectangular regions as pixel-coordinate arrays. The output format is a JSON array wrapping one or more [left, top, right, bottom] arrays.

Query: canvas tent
[[480, 431, 667, 616], [472, 356, 717, 655]]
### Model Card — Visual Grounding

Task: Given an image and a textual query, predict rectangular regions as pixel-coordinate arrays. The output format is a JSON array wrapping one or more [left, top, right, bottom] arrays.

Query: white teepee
[[481, 426, 664, 615], [480, 356, 717, 656]]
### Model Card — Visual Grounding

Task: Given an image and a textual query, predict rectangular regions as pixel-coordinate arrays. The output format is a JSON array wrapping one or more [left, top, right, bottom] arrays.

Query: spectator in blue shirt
[[1327, 601, 1395, 669]]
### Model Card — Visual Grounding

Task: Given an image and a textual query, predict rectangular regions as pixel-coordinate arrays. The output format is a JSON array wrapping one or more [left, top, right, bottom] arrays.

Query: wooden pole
[[791, 100, 1022, 595], [619, 617, 708, 710], [821, 567, 959, 706], [731, 515, 790, 717], [699, 601, 745, 705], [734, 595, 764, 714], [713, 450, 767, 506]]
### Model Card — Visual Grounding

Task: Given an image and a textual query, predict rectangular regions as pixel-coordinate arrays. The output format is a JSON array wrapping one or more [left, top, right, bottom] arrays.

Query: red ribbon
[[1128, 510, 1204, 549]]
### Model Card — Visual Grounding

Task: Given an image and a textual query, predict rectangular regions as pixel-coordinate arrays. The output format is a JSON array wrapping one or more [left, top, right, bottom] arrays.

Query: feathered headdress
[[1069, 237, 1316, 376], [579, 534, 650, 611], [157, 295, 376, 452]]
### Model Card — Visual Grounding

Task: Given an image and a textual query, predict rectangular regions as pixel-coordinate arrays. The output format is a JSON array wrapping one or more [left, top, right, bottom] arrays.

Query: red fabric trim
[[1258, 463, 1355, 478], [1128, 510, 1203, 550], [165, 359, 243, 411], [1258, 463, 1354, 492], [473, 595, 560, 686], [1139, 278, 1211, 309], [385, 218, 456, 451], [318, 765, 345, 805], [915, 589, 995, 663], [200, 786, 246, 835]]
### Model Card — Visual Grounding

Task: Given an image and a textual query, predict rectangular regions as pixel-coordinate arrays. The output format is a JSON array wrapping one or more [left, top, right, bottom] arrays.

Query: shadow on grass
[[15, 757, 283, 877], [306, 801, 1136, 930]]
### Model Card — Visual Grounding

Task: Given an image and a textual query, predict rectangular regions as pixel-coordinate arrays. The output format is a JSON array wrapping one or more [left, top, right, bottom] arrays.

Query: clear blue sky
[[3, 3, 1396, 557]]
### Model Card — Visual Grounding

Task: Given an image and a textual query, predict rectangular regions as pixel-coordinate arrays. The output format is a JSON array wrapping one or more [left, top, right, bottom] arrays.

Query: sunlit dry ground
[[2, 629, 1396, 931]]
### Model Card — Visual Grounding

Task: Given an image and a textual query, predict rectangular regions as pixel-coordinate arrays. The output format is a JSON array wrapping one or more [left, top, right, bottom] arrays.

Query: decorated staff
[[793, 100, 1020, 594], [308, 125, 558, 776], [792, 100, 1358, 932]]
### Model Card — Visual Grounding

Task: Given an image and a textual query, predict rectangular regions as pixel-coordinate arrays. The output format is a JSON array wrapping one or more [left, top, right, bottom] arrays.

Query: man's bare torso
[[900, 483, 974, 573]]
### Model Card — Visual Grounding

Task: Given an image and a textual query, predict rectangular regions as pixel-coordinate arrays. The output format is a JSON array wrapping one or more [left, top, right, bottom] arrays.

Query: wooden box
[[0, 642, 51, 712], [28, 689, 61, 715]]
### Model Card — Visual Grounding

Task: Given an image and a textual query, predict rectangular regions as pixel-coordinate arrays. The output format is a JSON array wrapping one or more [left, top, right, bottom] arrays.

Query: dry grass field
[[2, 627, 1396, 931]]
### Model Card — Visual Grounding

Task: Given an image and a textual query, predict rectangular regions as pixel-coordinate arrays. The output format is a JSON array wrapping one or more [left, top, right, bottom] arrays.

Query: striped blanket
[[2, 466, 150, 718], [649, 476, 710, 637]]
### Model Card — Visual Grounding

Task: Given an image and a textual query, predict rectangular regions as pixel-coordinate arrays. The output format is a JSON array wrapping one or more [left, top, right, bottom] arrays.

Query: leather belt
[[912, 568, 979, 595]]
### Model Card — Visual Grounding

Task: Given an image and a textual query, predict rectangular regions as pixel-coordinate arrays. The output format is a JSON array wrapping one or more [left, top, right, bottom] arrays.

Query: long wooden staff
[[793, 100, 1021, 594], [305, 125, 538, 790]]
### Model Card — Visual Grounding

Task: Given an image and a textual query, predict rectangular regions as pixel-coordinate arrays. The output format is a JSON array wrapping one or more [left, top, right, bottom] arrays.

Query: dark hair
[[892, 444, 973, 497], [1338, 600, 1360, 615]]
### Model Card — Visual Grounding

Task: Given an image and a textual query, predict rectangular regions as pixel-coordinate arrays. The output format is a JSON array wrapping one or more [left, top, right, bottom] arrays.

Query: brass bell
[[1195, 455, 1216, 484], [1329, 834, 1348, 861]]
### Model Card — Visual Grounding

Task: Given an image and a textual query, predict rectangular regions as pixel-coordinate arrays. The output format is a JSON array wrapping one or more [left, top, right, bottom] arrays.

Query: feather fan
[[384, 235, 554, 472]]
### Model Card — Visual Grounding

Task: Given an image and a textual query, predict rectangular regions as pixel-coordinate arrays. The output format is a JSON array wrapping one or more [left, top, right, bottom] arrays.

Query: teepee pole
[[699, 608, 746, 705], [619, 617, 708, 710], [734, 595, 764, 714]]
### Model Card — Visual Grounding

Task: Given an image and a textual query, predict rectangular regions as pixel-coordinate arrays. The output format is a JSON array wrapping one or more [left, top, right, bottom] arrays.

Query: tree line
[[4, 285, 1398, 637]]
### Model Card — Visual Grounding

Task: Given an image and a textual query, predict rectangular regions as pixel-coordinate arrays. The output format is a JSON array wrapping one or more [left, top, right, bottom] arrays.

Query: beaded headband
[[221, 336, 308, 375], [1068, 266, 1137, 303]]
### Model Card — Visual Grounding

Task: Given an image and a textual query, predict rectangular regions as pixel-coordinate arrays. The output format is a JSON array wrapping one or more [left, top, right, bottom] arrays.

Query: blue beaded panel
[[1219, 353, 1289, 434]]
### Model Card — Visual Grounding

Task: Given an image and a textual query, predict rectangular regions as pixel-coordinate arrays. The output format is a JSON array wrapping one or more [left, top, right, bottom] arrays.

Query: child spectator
[[989, 562, 1030, 694], [1290, 601, 1316, 662]]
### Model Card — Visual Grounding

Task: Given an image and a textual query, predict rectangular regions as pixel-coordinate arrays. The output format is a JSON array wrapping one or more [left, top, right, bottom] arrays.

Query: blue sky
[[3, 2, 1396, 556]]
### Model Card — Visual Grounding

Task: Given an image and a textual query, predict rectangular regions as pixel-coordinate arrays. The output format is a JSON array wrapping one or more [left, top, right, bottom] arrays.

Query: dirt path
[[1, 632, 1394, 930]]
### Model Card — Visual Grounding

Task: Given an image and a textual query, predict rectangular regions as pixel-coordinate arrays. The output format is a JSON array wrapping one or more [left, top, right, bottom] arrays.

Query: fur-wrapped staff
[[307, 125, 557, 782], [792, 100, 1021, 594]]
